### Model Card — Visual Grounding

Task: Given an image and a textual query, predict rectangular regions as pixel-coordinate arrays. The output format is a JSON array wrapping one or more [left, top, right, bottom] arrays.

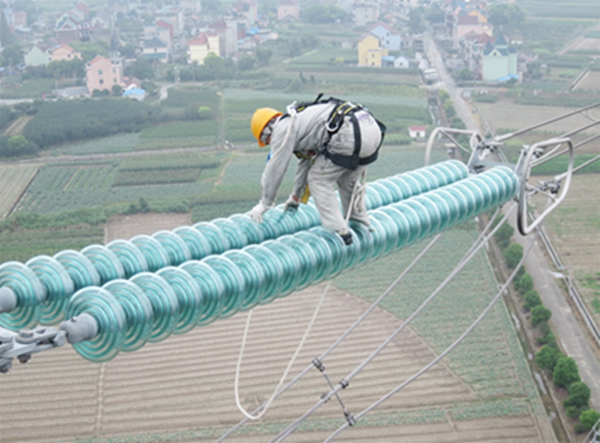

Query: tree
[[1, 44, 24, 68], [202, 0, 223, 17], [553, 356, 580, 388], [197, 106, 213, 120], [139, 197, 150, 213], [564, 382, 590, 409], [302, 3, 346, 23], [494, 222, 514, 249], [579, 409, 600, 431], [517, 273, 534, 295], [531, 305, 551, 326], [70, 41, 109, 62], [111, 84, 123, 96], [457, 68, 473, 82], [502, 243, 523, 269], [487, 4, 525, 32], [256, 47, 272, 66], [238, 55, 257, 71], [0, 10, 14, 47], [141, 81, 158, 96], [536, 345, 561, 372], [120, 43, 137, 59], [6, 135, 28, 155], [0, 135, 37, 158], [523, 290, 542, 311], [408, 7, 425, 34], [47, 59, 85, 79], [130, 56, 154, 80]]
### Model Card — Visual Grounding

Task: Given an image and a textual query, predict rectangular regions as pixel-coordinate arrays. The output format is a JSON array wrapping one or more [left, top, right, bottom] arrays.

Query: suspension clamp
[[0, 326, 67, 374]]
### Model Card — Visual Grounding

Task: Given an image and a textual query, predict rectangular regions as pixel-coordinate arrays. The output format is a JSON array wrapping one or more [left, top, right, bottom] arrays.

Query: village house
[[408, 125, 426, 140], [353, 1, 379, 27], [86, 55, 124, 94], [155, 6, 183, 36], [278, 0, 300, 20], [24, 45, 51, 67], [49, 44, 82, 62], [55, 1, 92, 44], [368, 22, 402, 51], [187, 33, 221, 64], [482, 34, 518, 82], [142, 37, 170, 63], [358, 33, 388, 67]]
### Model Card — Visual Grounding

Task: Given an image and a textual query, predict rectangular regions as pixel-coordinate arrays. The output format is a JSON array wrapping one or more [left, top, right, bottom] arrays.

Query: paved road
[[424, 31, 478, 132], [423, 31, 600, 410], [512, 219, 600, 410]]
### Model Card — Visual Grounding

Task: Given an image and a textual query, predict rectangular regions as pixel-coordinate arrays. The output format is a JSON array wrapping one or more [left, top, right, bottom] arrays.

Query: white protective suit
[[252, 100, 383, 235]]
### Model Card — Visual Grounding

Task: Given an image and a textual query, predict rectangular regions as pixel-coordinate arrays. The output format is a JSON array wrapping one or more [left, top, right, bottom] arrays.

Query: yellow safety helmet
[[251, 107, 282, 147]]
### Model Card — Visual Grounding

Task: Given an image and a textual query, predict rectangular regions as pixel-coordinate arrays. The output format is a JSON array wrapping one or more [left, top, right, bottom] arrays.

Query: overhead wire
[[324, 227, 539, 442], [216, 232, 444, 442], [270, 203, 517, 442], [220, 205, 502, 440]]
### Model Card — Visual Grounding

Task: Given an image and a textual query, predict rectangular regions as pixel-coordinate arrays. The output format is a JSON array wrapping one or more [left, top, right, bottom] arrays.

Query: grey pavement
[[424, 30, 600, 409]]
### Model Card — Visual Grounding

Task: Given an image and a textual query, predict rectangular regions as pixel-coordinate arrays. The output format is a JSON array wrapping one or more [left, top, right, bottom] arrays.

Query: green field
[[0, 164, 39, 218]]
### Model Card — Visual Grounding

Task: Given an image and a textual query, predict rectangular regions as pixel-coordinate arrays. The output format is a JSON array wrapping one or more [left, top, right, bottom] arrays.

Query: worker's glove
[[248, 200, 271, 223], [284, 195, 300, 212]]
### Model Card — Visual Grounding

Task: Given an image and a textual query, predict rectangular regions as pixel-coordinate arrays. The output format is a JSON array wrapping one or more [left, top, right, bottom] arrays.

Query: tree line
[[494, 220, 600, 434]]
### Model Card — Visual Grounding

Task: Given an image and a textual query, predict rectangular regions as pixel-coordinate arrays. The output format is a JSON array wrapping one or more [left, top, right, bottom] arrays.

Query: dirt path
[[2, 116, 32, 137]]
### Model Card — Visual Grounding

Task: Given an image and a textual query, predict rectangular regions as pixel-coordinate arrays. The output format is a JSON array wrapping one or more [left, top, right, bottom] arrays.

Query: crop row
[[114, 168, 201, 186], [120, 152, 222, 171], [161, 86, 220, 109], [138, 120, 219, 139], [0, 226, 103, 263], [65, 165, 116, 191]]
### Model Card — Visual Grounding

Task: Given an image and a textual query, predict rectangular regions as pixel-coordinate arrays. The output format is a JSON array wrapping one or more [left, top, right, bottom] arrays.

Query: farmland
[[0, 164, 39, 218], [543, 175, 600, 325]]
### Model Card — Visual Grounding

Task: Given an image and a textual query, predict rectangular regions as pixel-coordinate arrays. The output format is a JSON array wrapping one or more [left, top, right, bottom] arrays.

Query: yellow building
[[358, 34, 388, 67], [187, 32, 221, 64], [468, 9, 488, 24]]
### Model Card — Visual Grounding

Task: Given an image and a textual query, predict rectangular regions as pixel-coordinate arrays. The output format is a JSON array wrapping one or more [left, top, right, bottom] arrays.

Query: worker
[[248, 95, 386, 245]]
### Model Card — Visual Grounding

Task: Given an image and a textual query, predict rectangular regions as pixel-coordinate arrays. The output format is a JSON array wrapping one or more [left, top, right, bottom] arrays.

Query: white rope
[[234, 282, 330, 420], [344, 169, 368, 225]]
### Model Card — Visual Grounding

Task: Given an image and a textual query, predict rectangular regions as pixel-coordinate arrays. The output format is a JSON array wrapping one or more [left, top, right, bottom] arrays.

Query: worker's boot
[[338, 230, 353, 246]]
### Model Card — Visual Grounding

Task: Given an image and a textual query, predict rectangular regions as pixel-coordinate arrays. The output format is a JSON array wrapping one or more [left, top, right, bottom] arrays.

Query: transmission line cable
[[324, 229, 539, 442], [270, 204, 517, 442]]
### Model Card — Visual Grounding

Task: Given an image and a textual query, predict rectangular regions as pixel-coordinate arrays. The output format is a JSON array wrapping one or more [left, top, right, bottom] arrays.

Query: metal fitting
[[0, 288, 17, 314]]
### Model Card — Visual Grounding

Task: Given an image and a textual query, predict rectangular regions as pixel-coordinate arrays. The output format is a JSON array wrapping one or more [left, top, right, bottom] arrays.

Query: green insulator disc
[[0, 261, 45, 330], [222, 250, 265, 311], [152, 230, 191, 266], [179, 261, 225, 325], [54, 250, 101, 292], [103, 279, 153, 353], [202, 255, 246, 319], [81, 245, 125, 285], [65, 287, 126, 362], [26, 255, 74, 325], [130, 235, 171, 272], [130, 273, 179, 343], [107, 240, 149, 279], [157, 266, 203, 335]]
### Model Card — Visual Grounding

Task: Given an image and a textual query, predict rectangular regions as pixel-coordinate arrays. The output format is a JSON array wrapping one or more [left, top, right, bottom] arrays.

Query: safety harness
[[289, 94, 387, 170]]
